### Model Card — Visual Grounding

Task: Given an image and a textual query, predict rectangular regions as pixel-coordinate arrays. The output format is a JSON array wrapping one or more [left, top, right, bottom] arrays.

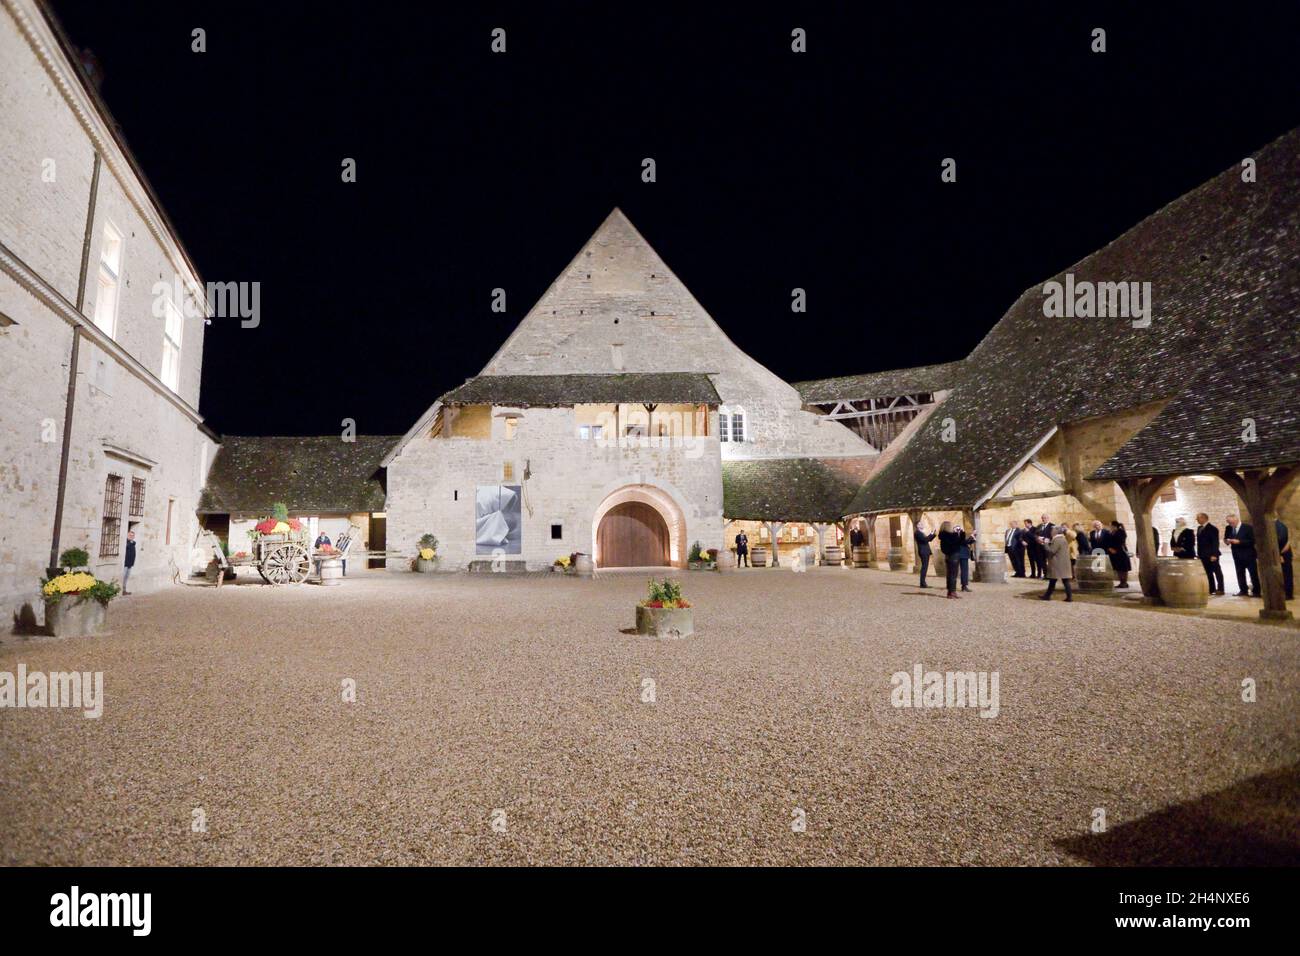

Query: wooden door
[[598, 502, 670, 567]]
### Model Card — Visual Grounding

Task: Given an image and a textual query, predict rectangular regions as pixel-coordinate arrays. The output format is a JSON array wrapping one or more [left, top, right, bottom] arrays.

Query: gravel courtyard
[[2, 567, 1297, 866]]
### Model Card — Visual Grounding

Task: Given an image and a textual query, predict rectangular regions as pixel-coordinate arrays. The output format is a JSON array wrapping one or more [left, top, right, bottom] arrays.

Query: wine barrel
[[1157, 559, 1209, 608], [1075, 552, 1115, 591], [318, 557, 344, 586], [823, 545, 845, 567], [851, 546, 872, 568], [887, 547, 906, 571], [750, 546, 769, 568], [574, 553, 595, 578], [976, 550, 1006, 584]]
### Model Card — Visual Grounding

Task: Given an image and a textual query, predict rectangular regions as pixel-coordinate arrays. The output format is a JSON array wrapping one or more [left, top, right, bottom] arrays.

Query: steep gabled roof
[[439, 373, 720, 407], [1092, 334, 1300, 481], [849, 126, 1300, 515], [793, 361, 966, 405], [199, 436, 394, 515], [723, 457, 875, 523]]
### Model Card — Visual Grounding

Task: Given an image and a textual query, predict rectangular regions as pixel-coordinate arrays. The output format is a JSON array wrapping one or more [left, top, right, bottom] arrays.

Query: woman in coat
[[1108, 520, 1132, 588], [1170, 517, 1197, 559], [1040, 526, 1074, 601]]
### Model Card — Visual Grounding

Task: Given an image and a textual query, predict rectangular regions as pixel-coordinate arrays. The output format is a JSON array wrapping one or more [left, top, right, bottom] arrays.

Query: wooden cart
[[199, 525, 363, 587]]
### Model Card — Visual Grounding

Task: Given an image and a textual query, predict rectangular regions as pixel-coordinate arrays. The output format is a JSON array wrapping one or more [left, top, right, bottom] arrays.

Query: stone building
[[840, 127, 1300, 617], [0, 0, 217, 627], [383, 209, 878, 570]]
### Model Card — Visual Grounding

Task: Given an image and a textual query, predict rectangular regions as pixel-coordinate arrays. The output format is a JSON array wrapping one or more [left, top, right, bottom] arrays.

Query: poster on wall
[[475, 484, 522, 555]]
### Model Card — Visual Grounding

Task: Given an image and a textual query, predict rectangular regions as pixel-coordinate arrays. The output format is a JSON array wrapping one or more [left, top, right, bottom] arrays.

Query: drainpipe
[[48, 152, 101, 575]]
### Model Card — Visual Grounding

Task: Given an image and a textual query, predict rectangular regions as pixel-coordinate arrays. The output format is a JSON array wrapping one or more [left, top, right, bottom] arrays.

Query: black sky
[[46, 1, 1300, 437]]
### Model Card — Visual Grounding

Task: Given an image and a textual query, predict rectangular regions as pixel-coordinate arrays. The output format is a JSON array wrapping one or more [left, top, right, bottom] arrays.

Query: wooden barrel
[[319, 557, 343, 586], [851, 546, 872, 568], [887, 547, 906, 571], [976, 550, 1006, 584], [823, 545, 844, 566], [750, 546, 769, 567], [1075, 552, 1115, 591], [574, 554, 594, 578], [1157, 559, 1208, 608]]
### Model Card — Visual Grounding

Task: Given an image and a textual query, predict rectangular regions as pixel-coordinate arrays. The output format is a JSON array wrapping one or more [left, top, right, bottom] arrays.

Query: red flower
[[646, 600, 663, 608], [254, 518, 278, 534], [287, 518, 302, 531]]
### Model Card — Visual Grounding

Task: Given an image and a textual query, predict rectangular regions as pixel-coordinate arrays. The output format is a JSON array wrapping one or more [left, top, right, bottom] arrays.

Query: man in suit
[[1033, 515, 1055, 574], [1224, 514, 1259, 597], [1277, 518, 1293, 601], [1088, 519, 1109, 554], [914, 520, 936, 588], [1195, 513, 1224, 595], [1005, 524, 1026, 577], [735, 531, 750, 568], [1023, 518, 1042, 577]]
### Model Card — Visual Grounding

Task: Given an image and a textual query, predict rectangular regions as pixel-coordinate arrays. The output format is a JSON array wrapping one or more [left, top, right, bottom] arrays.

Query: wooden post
[[1219, 465, 1298, 620], [1118, 477, 1165, 601], [767, 521, 784, 566]]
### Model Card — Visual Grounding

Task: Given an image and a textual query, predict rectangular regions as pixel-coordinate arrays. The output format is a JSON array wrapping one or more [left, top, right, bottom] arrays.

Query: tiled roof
[[848, 126, 1300, 515], [439, 373, 721, 406], [1092, 335, 1300, 480], [793, 361, 966, 404], [198, 435, 394, 515], [723, 457, 876, 523]]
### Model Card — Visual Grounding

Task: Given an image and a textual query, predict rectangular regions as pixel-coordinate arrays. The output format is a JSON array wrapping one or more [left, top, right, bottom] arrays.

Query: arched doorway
[[597, 502, 670, 568]]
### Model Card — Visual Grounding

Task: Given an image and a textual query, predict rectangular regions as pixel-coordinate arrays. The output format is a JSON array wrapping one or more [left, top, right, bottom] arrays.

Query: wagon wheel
[[262, 543, 311, 585]]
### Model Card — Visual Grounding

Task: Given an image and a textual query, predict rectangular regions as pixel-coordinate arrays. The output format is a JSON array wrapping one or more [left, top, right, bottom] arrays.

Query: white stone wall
[[387, 406, 724, 570], [478, 209, 876, 463], [0, 1, 214, 626]]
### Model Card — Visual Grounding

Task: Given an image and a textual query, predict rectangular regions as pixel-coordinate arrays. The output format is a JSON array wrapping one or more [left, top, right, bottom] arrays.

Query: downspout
[[48, 151, 100, 574]]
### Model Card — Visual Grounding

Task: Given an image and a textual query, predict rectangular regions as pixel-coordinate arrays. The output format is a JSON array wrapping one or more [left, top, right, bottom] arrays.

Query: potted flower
[[687, 540, 704, 570], [635, 578, 694, 638], [705, 548, 719, 570], [41, 558, 120, 637], [414, 534, 438, 572]]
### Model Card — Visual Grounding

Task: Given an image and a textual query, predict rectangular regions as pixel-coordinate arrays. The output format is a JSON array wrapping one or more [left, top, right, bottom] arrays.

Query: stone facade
[[386, 210, 876, 569], [0, 0, 216, 627]]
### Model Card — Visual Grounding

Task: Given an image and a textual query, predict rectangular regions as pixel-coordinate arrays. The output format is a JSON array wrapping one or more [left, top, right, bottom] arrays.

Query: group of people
[[1163, 513, 1292, 599], [1002, 514, 1134, 598], [912, 520, 978, 599]]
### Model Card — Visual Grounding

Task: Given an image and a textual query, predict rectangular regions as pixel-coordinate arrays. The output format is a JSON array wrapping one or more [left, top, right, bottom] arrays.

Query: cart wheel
[[264, 543, 311, 584]]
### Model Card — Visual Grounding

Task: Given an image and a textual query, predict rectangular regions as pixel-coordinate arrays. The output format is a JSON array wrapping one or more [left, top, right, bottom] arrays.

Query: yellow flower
[[272, 521, 291, 534], [43, 572, 98, 596], [419, 548, 435, 560]]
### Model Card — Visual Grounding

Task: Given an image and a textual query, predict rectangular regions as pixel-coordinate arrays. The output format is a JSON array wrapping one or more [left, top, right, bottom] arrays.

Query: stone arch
[[591, 482, 689, 568]]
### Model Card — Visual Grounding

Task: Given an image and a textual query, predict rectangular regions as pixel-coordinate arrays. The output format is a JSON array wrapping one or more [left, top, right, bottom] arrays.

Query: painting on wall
[[475, 484, 522, 555]]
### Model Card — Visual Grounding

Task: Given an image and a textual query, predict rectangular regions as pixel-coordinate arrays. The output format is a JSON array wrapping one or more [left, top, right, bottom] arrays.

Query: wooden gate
[[597, 501, 670, 568]]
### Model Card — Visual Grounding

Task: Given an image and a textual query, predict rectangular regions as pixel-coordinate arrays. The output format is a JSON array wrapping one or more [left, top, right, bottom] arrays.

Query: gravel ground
[[2, 567, 1297, 866]]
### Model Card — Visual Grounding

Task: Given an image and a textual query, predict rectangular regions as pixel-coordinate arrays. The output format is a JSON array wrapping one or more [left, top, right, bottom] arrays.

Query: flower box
[[46, 596, 108, 638], [635, 605, 694, 639]]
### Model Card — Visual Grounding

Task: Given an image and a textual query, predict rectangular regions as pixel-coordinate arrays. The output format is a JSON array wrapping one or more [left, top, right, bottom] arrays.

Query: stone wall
[[387, 406, 724, 570], [0, 2, 214, 627]]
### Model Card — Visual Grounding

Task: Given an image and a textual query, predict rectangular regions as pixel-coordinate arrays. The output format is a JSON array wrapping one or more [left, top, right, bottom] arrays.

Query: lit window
[[578, 424, 604, 440], [730, 413, 746, 442], [161, 294, 183, 391], [719, 413, 730, 442], [92, 224, 123, 337], [503, 461, 514, 481], [504, 417, 518, 440]]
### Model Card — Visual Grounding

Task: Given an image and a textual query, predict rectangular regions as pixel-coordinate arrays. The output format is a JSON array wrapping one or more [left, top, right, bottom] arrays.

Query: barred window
[[129, 476, 146, 517], [730, 413, 746, 442], [718, 413, 730, 442], [100, 474, 124, 557]]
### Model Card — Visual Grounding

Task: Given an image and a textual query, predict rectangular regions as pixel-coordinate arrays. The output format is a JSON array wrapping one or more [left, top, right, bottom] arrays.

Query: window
[[578, 424, 604, 440], [161, 294, 183, 391], [100, 474, 124, 557], [129, 476, 146, 517], [165, 497, 176, 545], [624, 424, 645, 438], [719, 413, 730, 442], [730, 412, 746, 442], [503, 461, 514, 481], [551, 523, 563, 540], [503, 416, 518, 440], [92, 224, 123, 337]]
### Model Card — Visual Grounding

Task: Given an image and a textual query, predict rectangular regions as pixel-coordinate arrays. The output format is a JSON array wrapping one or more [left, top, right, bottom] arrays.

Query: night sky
[[46, 2, 1300, 438]]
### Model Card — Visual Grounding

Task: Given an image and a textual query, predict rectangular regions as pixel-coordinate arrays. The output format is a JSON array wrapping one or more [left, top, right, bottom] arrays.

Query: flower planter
[[45, 597, 108, 638], [688, 561, 702, 570], [415, 558, 438, 573], [635, 605, 694, 639]]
